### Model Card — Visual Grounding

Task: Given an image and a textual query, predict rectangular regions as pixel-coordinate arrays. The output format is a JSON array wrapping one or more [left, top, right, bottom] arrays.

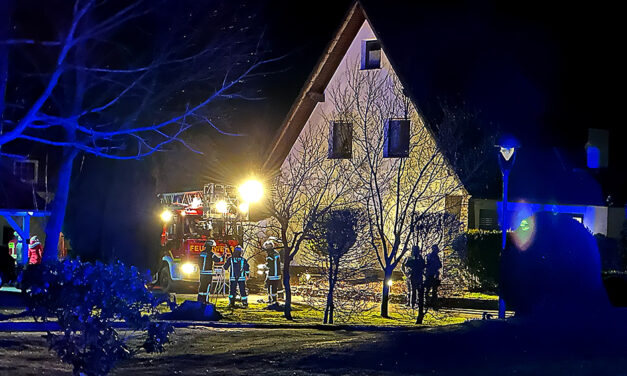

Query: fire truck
[[156, 183, 250, 292]]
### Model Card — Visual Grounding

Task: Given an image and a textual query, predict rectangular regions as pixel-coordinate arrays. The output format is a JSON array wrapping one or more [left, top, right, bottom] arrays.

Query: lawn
[[171, 293, 486, 327]]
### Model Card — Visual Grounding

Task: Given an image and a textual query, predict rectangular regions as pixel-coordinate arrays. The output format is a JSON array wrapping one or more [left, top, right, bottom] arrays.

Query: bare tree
[[264, 120, 355, 320], [306, 208, 368, 324], [0, 0, 279, 259], [325, 62, 472, 317]]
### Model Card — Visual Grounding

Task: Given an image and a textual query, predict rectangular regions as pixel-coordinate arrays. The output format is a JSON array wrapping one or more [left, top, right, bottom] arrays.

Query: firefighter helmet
[[206, 239, 217, 247], [262, 239, 275, 250]]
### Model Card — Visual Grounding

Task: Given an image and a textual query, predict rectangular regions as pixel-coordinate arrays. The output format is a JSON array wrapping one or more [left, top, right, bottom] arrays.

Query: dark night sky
[[256, 0, 623, 151], [5, 0, 624, 267]]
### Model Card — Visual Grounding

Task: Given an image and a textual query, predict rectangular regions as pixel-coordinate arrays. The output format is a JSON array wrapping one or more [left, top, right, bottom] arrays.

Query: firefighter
[[28, 235, 43, 265], [197, 239, 221, 303], [262, 238, 281, 305], [224, 245, 250, 308], [425, 244, 442, 310], [402, 245, 425, 309]]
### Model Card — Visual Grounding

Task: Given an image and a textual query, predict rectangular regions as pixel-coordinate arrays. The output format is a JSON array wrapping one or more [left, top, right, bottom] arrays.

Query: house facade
[[263, 2, 470, 265]]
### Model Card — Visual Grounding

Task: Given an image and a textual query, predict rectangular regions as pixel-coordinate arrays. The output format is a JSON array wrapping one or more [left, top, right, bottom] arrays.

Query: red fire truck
[[156, 183, 249, 292]]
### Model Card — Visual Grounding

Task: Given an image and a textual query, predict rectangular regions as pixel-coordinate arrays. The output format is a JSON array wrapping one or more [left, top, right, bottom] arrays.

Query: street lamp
[[496, 134, 519, 319]]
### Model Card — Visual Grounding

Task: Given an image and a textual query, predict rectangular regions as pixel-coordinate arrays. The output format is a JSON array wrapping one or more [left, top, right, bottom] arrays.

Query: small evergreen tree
[[20, 259, 173, 376]]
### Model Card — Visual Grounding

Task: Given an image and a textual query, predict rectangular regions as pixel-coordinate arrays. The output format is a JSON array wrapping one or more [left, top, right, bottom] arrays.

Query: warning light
[[215, 200, 228, 214], [239, 179, 263, 203]]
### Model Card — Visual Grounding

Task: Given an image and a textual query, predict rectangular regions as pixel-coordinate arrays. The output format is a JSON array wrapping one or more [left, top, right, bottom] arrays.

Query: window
[[361, 39, 381, 70], [445, 195, 463, 219], [479, 209, 498, 230], [328, 121, 353, 159], [383, 119, 410, 158], [13, 159, 38, 184]]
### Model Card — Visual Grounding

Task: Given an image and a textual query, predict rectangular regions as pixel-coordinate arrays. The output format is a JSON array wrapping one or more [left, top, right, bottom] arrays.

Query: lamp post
[[496, 135, 519, 319]]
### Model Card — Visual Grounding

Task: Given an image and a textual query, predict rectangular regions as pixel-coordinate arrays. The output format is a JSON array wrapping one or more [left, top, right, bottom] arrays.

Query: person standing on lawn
[[425, 244, 442, 309], [262, 238, 282, 305], [224, 246, 250, 308], [402, 245, 425, 309], [198, 239, 222, 303]]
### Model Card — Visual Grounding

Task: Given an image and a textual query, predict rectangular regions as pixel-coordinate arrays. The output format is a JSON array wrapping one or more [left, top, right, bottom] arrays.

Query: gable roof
[[262, 2, 365, 171]]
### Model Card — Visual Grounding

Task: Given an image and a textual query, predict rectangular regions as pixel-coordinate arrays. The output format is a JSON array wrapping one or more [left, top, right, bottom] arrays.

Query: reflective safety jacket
[[198, 251, 224, 275], [224, 256, 250, 281], [265, 250, 281, 281]]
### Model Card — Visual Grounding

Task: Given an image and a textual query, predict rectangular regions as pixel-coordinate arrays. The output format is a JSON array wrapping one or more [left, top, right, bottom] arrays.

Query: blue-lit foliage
[[20, 259, 173, 376], [501, 211, 609, 317]]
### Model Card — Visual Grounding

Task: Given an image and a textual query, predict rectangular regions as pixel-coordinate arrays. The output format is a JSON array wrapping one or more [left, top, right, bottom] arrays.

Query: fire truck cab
[[156, 183, 247, 292]]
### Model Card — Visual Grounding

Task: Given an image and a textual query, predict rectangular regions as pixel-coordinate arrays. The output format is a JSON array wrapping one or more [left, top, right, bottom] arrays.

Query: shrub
[[453, 229, 501, 293], [20, 259, 174, 376]]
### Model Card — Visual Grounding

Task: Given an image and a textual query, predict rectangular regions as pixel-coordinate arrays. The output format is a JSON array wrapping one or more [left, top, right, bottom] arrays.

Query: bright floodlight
[[239, 179, 263, 203], [499, 146, 515, 161], [238, 202, 249, 213], [160, 210, 173, 222], [215, 200, 228, 214]]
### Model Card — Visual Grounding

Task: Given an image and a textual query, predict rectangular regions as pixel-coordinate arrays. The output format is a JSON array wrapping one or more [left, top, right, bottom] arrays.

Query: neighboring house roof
[[502, 147, 605, 207]]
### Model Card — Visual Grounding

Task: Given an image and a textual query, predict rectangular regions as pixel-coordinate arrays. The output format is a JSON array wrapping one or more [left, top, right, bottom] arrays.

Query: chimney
[[586, 128, 609, 168]]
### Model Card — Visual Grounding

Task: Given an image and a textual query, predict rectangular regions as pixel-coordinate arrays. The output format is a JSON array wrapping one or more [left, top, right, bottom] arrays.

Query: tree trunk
[[380, 267, 393, 317], [282, 252, 293, 320], [43, 149, 78, 261], [324, 260, 335, 324]]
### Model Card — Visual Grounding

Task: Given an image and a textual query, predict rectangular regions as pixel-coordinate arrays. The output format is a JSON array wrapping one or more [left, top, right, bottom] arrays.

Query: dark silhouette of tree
[[309, 208, 365, 324], [0, 0, 279, 259]]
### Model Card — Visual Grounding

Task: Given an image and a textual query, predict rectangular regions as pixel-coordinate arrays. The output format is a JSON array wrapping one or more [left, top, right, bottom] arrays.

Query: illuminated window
[[13, 159, 38, 184], [572, 214, 584, 224], [328, 121, 353, 159], [361, 40, 381, 70], [383, 119, 410, 158]]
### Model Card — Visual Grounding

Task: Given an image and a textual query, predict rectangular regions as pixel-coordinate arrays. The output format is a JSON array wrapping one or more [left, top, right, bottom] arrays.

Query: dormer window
[[383, 119, 410, 158], [328, 121, 352, 159], [361, 39, 381, 70]]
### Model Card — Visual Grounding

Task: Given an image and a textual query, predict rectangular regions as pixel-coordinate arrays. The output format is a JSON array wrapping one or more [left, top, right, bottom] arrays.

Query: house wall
[[607, 206, 626, 239], [279, 20, 468, 264]]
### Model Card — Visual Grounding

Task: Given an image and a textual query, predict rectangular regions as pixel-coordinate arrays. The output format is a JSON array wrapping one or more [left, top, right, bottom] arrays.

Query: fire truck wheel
[[158, 265, 172, 293]]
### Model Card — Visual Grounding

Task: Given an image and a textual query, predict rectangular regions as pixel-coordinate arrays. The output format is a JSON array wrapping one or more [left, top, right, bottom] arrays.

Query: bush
[[20, 259, 174, 376], [453, 230, 501, 293]]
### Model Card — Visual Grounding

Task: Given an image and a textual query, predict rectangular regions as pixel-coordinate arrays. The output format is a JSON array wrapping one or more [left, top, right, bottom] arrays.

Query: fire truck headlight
[[161, 210, 173, 222], [215, 200, 228, 214], [239, 179, 263, 203], [181, 263, 195, 275]]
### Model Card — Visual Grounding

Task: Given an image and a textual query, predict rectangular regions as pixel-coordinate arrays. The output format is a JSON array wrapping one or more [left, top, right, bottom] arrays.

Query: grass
[[170, 293, 478, 327]]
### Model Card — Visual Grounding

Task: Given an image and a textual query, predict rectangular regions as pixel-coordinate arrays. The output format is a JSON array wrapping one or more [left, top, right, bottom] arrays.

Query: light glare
[[239, 179, 264, 203]]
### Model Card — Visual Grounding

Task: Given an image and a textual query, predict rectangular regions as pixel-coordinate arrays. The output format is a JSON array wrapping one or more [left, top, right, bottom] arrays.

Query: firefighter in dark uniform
[[224, 245, 250, 308], [402, 245, 425, 309], [262, 239, 282, 304], [197, 239, 221, 303], [425, 244, 443, 309]]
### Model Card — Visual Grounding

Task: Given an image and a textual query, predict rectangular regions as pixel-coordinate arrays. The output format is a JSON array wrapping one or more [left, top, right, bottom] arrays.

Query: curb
[[0, 319, 432, 333]]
